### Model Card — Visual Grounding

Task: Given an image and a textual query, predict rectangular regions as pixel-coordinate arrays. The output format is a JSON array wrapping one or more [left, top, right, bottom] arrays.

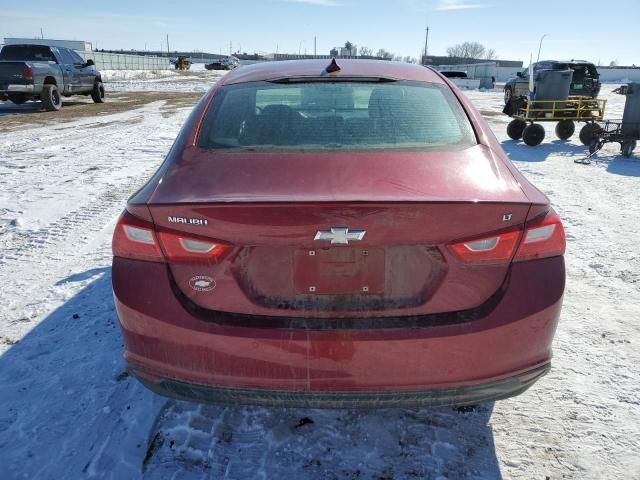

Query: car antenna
[[326, 58, 341, 73]]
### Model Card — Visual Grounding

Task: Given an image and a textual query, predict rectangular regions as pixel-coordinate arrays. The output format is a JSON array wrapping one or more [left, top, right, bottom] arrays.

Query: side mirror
[[85, 59, 95, 67], [516, 71, 523, 78]]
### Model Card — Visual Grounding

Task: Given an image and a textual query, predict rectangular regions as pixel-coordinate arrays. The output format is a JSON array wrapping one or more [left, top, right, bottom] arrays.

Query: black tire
[[522, 123, 545, 146], [506, 119, 526, 140], [41, 84, 62, 111], [579, 123, 601, 146], [91, 82, 105, 103], [622, 140, 636, 158], [8, 94, 27, 105], [555, 120, 575, 140], [504, 86, 513, 105]]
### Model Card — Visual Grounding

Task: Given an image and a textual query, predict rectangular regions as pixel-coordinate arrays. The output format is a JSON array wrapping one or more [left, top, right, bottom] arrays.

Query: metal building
[[4, 37, 93, 53]]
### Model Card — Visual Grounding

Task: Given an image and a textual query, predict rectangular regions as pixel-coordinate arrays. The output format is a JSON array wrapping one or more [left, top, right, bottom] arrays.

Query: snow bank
[[100, 69, 177, 82]]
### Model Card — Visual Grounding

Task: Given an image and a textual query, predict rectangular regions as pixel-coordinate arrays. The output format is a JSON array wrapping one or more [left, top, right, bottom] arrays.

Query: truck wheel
[[8, 94, 27, 105], [504, 86, 513, 105], [555, 120, 575, 140], [579, 123, 601, 146], [41, 84, 62, 111], [91, 82, 105, 103], [622, 141, 636, 158], [522, 123, 545, 146], [507, 119, 526, 140]]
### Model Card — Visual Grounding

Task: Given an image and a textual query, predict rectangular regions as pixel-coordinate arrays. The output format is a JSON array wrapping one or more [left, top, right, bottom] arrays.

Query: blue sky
[[2, 0, 638, 65]]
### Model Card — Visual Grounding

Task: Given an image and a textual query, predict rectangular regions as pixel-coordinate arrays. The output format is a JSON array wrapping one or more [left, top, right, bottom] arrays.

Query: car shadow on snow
[[0, 268, 503, 480], [0, 270, 165, 479]]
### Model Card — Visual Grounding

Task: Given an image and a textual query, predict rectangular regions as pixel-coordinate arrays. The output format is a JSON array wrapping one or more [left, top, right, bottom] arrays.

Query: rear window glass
[[198, 81, 476, 152], [0, 45, 57, 63]]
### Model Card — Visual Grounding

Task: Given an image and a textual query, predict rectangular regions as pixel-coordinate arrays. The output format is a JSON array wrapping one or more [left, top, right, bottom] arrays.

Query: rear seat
[[239, 105, 375, 146]]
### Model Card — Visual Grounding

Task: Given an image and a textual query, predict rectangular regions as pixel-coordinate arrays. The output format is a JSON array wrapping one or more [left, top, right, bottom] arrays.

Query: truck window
[[70, 50, 86, 65], [0, 45, 58, 63], [59, 49, 75, 65]]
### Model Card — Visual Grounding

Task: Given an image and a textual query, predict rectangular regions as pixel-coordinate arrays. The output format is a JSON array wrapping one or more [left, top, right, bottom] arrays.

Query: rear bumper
[[113, 256, 564, 406], [0, 84, 35, 93], [137, 363, 550, 408]]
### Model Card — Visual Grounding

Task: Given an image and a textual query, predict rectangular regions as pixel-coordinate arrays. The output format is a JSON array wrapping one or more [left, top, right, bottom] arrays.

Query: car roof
[[220, 59, 446, 85], [536, 60, 595, 66]]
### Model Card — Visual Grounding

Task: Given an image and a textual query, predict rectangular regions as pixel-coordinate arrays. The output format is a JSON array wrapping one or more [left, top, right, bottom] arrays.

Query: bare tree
[[485, 48, 497, 60], [403, 56, 417, 64], [609, 59, 619, 67], [344, 41, 356, 56], [359, 46, 372, 56], [446, 41, 497, 60], [376, 48, 393, 59]]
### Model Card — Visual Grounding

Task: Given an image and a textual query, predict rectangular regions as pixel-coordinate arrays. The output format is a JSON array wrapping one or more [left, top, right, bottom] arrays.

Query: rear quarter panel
[[434, 69, 549, 208]]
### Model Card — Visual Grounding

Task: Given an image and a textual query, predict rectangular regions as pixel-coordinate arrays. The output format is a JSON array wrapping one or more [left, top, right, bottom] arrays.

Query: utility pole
[[166, 34, 170, 56], [423, 26, 429, 65], [229, 41, 232, 55], [40, 28, 44, 39], [314, 35, 317, 57]]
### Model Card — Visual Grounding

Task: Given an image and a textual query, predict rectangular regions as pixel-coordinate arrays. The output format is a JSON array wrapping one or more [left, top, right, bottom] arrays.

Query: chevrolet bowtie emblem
[[314, 227, 366, 245]]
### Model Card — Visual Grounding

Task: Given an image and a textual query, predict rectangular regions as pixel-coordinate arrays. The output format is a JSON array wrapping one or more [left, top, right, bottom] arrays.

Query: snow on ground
[[103, 67, 227, 93], [0, 80, 639, 480]]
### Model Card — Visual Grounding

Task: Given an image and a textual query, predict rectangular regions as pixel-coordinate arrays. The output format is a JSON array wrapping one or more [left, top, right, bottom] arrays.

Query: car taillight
[[157, 231, 231, 265], [112, 209, 232, 264], [112, 210, 164, 262], [23, 65, 33, 81], [513, 209, 566, 262], [449, 229, 521, 264], [449, 208, 566, 265]]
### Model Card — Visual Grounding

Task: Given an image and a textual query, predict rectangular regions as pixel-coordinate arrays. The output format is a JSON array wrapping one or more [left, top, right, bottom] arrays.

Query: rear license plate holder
[[294, 247, 385, 295]]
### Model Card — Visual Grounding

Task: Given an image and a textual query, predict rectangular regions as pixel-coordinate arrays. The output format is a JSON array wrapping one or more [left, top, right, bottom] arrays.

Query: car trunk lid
[[147, 145, 533, 316]]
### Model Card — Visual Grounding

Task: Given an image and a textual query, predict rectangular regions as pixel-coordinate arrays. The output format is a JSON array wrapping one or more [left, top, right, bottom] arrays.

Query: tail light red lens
[[112, 211, 164, 262], [112, 208, 231, 264], [449, 230, 521, 264], [157, 232, 231, 265], [23, 64, 34, 81], [513, 209, 566, 262], [449, 208, 565, 265]]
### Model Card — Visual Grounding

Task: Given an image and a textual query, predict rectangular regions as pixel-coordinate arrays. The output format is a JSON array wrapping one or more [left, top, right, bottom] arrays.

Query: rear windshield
[[197, 81, 476, 152], [0, 45, 57, 63]]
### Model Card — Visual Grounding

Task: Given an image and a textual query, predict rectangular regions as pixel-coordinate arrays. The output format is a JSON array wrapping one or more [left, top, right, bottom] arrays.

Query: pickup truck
[[0, 44, 104, 111], [504, 60, 601, 104]]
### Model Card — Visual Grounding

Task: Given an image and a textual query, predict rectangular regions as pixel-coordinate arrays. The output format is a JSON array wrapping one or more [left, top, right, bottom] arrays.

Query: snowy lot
[[0, 70, 638, 479]]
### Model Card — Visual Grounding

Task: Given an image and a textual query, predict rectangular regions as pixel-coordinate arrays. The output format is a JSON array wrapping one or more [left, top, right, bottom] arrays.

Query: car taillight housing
[[23, 64, 34, 82], [449, 209, 565, 264], [157, 231, 231, 265], [513, 209, 566, 262], [449, 229, 521, 264], [112, 208, 231, 264]]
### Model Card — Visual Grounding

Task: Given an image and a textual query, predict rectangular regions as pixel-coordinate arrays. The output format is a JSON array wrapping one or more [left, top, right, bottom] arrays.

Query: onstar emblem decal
[[188, 275, 216, 292]]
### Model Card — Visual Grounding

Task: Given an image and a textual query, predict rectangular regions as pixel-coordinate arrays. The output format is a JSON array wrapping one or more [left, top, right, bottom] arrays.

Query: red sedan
[[112, 59, 565, 408]]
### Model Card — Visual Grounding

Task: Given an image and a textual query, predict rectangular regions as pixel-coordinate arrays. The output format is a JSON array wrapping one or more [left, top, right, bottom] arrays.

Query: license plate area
[[293, 247, 385, 295]]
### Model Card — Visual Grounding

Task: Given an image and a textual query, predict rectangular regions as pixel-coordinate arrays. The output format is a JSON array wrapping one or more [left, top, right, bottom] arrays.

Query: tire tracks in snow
[[0, 100, 188, 332]]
